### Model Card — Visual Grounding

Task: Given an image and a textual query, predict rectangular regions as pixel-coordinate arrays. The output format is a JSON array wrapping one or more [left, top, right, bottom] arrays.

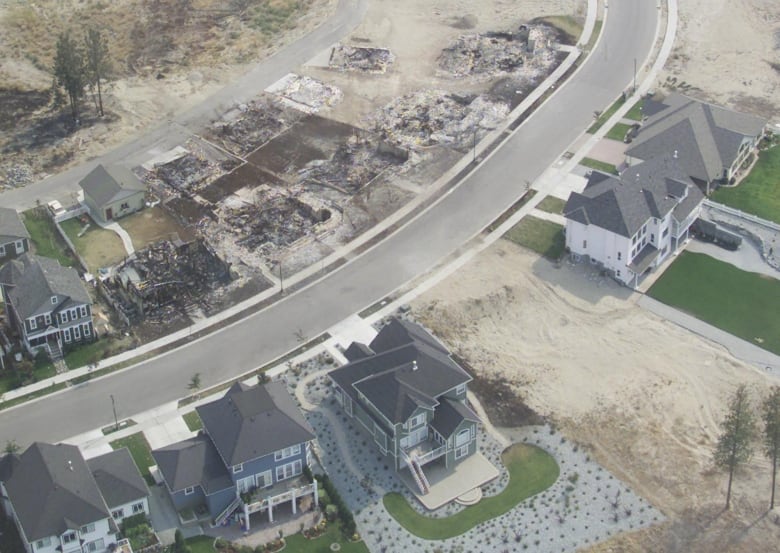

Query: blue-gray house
[[151, 381, 317, 528]]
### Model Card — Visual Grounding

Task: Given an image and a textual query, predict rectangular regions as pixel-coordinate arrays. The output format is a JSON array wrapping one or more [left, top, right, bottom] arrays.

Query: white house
[[564, 155, 704, 288], [87, 449, 150, 524]]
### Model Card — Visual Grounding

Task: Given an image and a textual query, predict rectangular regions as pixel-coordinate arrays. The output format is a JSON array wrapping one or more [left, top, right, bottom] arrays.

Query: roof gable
[[87, 449, 148, 509], [5, 443, 109, 541], [79, 164, 145, 208], [151, 434, 232, 493], [196, 381, 315, 466], [0, 207, 30, 243]]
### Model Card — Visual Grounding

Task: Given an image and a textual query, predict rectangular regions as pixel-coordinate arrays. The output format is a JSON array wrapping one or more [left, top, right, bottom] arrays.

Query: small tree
[[53, 31, 86, 122], [188, 373, 201, 395], [762, 386, 780, 509], [4, 440, 20, 455], [172, 529, 190, 553], [83, 27, 111, 116], [714, 384, 757, 509]]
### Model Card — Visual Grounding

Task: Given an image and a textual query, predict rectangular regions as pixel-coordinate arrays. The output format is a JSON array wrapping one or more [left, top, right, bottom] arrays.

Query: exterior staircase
[[406, 454, 430, 495], [214, 495, 242, 527], [46, 336, 68, 374]]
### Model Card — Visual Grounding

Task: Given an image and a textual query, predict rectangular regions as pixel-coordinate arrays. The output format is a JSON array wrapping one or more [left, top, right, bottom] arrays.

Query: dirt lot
[[411, 241, 780, 553], [660, 0, 780, 118], [118, 206, 196, 251]]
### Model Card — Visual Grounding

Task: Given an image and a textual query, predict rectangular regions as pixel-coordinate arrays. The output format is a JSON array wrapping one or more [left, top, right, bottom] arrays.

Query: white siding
[[110, 497, 149, 522]]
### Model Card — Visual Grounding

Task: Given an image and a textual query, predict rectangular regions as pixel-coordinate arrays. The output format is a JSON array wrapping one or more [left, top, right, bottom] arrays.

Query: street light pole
[[473, 128, 477, 163], [633, 58, 637, 93], [279, 260, 284, 294], [110, 394, 118, 431]]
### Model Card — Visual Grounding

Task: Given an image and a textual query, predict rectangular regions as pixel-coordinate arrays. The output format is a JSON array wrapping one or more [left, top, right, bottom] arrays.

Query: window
[[51, 296, 58, 305], [84, 324, 91, 337], [616, 270, 621, 277], [0, 245, 4, 256], [274, 444, 301, 461], [80, 523, 95, 535], [132, 502, 145, 514], [45, 313, 51, 326], [35, 538, 52, 549], [408, 413, 426, 429], [63, 328, 71, 343], [582, 240, 587, 249], [112, 509, 124, 520], [632, 235, 637, 245], [617, 251, 622, 261], [455, 445, 469, 459], [29, 318, 37, 330], [455, 383, 466, 396], [85, 539, 104, 553], [15, 241, 24, 253], [73, 325, 81, 340], [184, 486, 194, 495], [455, 428, 471, 447], [120, 202, 129, 210], [80, 305, 88, 318], [61, 311, 69, 324], [233, 463, 243, 473], [62, 533, 77, 544], [662, 228, 669, 238], [256, 470, 272, 488], [650, 233, 655, 243], [275, 459, 302, 482]]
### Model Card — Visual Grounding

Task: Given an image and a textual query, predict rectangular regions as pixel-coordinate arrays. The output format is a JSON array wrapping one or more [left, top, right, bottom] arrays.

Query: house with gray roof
[[329, 318, 483, 497], [625, 93, 767, 192], [151, 381, 318, 530], [87, 449, 150, 524], [0, 253, 94, 358], [0, 443, 146, 553], [79, 164, 146, 222], [0, 207, 30, 263], [564, 155, 704, 287]]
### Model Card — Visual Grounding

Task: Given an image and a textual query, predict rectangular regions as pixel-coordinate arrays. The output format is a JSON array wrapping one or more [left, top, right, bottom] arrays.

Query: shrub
[[121, 513, 149, 533]]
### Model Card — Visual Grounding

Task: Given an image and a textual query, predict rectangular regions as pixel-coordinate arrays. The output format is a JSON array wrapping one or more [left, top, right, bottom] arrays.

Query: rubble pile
[[298, 137, 407, 193], [368, 90, 509, 149], [206, 97, 303, 156], [219, 191, 329, 251], [268, 74, 344, 114], [1, 164, 34, 188], [103, 238, 231, 323], [328, 45, 395, 73], [154, 154, 226, 193]]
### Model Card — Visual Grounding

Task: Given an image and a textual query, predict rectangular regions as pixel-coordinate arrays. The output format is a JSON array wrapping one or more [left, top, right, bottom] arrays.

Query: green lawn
[[625, 98, 646, 121], [711, 145, 780, 224], [110, 432, 156, 485], [384, 444, 558, 540], [585, 20, 603, 51], [587, 95, 626, 134], [536, 195, 567, 214], [648, 252, 780, 355], [580, 157, 619, 175], [503, 216, 566, 260], [0, 361, 57, 395], [64, 335, 133, 369], [22, 208, 76, 268], [183, 410, 203, 432], [60, 216, 126, 272], [605, 122, 632, 142], [187, 523, 369, 553]]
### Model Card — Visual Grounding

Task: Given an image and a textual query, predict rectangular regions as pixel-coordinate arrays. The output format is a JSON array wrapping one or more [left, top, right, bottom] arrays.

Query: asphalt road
[[0, 0, 658, 446]]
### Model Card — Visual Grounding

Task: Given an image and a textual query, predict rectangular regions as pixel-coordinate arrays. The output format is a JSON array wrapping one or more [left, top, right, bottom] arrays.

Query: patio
[[206, 509, 318, 548], [399, 452, 500, 510]]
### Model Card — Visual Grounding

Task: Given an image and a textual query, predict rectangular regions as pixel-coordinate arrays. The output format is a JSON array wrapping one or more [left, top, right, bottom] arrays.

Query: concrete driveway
[[687, 238, 779, 279]]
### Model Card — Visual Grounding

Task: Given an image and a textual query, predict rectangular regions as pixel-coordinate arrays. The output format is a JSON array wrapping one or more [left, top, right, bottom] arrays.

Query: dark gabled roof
[[0, 253, 91, 320], [0, 207, 30, 244], [344, 342, 374, 362], [87, 449, 148, 510], [197, 381, 315, 467], [79, 164, 145, 209], [564, 156, 703, 238], [430, 398, 481, 438], [151, 434, 232, 494], [0, 452, 20, 482], [4, 443, 110, 542], [626, 93, 766, 182], [330, 318, 471, 425]]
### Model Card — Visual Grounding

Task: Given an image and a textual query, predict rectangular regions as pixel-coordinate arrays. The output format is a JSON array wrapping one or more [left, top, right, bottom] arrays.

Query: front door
[[105, 207, 113, 220]]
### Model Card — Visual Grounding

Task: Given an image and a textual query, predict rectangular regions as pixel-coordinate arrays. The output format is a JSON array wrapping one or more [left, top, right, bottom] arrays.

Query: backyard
[[60, 216, 126, 272], [503, 216, 566, 260], [711, 144, 780, 224], [118, 206, 196, 251], [383, 444, 559, 540], [186, 523, 370, 553], [21, 208, 76, 268], [110, 432, 156, 485], [648, 251, 780, 355]]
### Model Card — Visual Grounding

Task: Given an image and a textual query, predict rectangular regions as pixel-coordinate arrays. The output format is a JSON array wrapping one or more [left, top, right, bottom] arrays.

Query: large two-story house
[[151, 381, 318, 530], [0, 207, 30, 264], [564, 155, 704, 288], [0, 443, 149, 553], [0, 253, 94, 357], [625, 93, 767, 193], [329, 318, 482, 496]]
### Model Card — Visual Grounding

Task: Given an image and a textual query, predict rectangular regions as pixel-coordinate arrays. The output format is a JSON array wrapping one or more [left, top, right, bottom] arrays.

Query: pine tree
[[84, 27, 111, 117], [761, 386, 780, 509], [53, 32, 86, 123], [713, 384, 757, 509]]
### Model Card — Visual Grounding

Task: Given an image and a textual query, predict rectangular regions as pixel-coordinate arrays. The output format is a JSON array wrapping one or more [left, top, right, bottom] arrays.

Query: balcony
[[403, 440, 447, 466], [243, 476, 317, 515]]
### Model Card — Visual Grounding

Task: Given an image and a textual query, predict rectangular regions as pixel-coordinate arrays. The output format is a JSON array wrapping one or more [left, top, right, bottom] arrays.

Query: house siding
[[169, 485, 207, 512], [445, 420, 478, 468], [0, 238, 29, 263], [206, 487, 237, 519], [109, 497, 149, 522], [227, 443, 308, 490], [99, 192, 145, 222]]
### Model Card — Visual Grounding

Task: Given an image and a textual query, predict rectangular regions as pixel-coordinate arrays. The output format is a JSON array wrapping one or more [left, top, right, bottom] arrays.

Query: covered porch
[[241, 476, 318, 531], [399, 452, 499, 510]]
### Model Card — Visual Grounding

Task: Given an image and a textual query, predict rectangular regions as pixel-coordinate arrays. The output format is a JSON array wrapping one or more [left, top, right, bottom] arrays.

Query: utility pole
[[633, 58, 637, 93], [473, 128, 477, 163], [279, 260, 284, 294], [110, 394, 118, 431]]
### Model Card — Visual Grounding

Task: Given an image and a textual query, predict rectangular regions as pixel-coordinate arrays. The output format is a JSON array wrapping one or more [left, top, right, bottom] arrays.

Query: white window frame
[[455, 444, 469, 459], [0, 245, 4, 256], [256, 470, 272, 488], [275, 459, 302, 482], [455, 428, 471, 447], [44, 313, 51, 326], [455, 383, 466, 395], [73, 325, 81, 340], [274, 444, 301, 461], [408, 413, 425, 429], [233, 463, 243, 473], [85, 539, 104, 553], [132, 502, 145, 513], [184, 486, 194, 495], [80, 523, 95, 535], [15, 240, 24, 253], [80, 305, 88, 318], [62, 532, 77, 544], [29, 317, 37, 330], [51, 296, 58, 305], [63, 328, 71, 343], [84, 324, 91, 336], [36, 538, 52, 549], [112, 508, 124, 520]]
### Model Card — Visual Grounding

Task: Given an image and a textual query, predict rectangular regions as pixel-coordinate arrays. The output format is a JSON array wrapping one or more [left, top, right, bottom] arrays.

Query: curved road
[[0, 0, 658, 445]]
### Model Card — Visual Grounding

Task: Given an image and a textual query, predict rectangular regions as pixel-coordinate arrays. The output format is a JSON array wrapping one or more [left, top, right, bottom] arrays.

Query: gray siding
[[169, 486, 206, 511], [206, 487, 236, 519]]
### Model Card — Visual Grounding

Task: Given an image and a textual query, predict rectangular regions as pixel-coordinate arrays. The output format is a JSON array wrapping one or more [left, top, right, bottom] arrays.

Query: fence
[[703, 200, 780, 233]]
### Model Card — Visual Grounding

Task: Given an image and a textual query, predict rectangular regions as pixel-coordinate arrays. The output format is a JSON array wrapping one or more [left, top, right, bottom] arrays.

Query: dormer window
[[51, 296, 57, 304]]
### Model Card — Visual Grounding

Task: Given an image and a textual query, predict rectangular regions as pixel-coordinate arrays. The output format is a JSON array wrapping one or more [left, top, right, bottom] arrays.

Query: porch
[[240, 476, 318, 530], [207, 509, 318, 548], [399, 452, 499, 510], [403, 439, 447, 466]]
